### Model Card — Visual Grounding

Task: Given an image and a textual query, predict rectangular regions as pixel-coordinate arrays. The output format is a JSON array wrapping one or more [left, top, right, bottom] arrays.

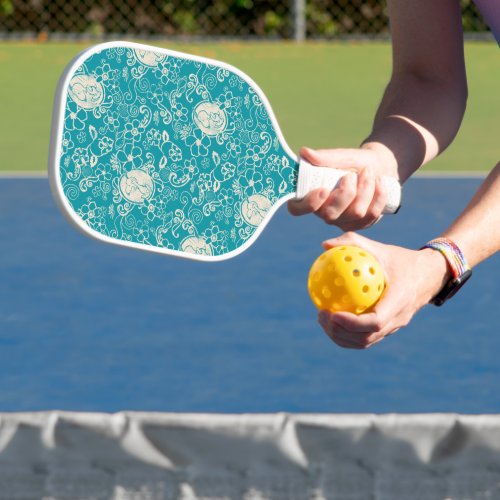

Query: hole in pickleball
[[313, 271, 321, 282], [342, 295, 351, 304], [313, 294, 322, 308], [362, 285, 369, 293], [334, 277, 344, 287], [378, 284, 382, 291], [356, 306, 365, 314], [359, 251, 366, 257], [322, 286, 332, 299], [333, 303, 342, 311], [369, 267, 375, 275], [344, 256, 352, 262], [352, 269, 360, 277]]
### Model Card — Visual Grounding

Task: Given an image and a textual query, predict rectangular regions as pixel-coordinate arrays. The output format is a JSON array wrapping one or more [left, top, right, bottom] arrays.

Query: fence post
[[293, 0, 306, 41]]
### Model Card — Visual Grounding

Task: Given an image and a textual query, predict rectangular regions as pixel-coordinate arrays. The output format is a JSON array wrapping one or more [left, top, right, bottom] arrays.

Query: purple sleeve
[[473, 0, 500, 44]]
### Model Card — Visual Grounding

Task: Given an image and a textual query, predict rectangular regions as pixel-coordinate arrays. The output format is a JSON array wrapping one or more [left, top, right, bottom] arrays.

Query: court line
[[0, 171, 48, 178], [414, 170, 487, 178], [0, 170, 489, 179]]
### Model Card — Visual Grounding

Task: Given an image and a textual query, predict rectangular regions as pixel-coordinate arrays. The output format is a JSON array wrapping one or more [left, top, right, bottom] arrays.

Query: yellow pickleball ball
[[308, 245, 385, 315]]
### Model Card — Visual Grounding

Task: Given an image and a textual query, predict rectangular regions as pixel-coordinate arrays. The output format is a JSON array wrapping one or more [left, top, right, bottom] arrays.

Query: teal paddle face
[[50, 42, 298, 261]]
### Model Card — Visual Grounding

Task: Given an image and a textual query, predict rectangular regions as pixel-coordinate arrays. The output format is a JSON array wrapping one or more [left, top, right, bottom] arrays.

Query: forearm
[[441, 162, 500, 267], [363, 73, 467, 182], [412, 163, 500, 307], [361, 0, 467, 183]]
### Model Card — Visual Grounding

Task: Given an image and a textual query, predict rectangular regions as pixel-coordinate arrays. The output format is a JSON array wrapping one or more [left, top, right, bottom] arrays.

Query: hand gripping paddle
[[49, 41, 401, 262]]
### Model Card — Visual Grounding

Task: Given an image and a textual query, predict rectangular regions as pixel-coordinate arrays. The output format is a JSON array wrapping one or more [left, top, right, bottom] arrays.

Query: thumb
[[300, 147, 368, 171], [322, 231, 369, 250]]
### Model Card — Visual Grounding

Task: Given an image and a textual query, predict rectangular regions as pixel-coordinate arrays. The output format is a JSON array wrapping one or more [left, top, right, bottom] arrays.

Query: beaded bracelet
[[421, 238, 470, 278], [420, 237, 472, 306]]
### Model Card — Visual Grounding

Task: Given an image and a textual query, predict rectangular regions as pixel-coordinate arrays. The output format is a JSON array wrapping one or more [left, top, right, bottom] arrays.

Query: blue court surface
[[0, 176, 498, 413]]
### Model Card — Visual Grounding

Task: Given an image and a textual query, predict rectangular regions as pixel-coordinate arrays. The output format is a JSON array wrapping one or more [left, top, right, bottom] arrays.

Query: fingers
[[324, 167, 375, 228], [366, 176, 388, 221], [314, 233, 426, 349], [322, 230, 375, 252], [299, 146, 370, 170], [328, 168, 387, 231], [288, 169, 386, 231], [318, 309, 398, 349], [288, 168, 385, 229], [349, 166, 376, 220], [350, 170, 387, 227], [288, 147, 362, 219], [288, 187, 330, 216], [316, 172, 357, 224], [332, 311, 385, 334], [289, 149, 387, 230]]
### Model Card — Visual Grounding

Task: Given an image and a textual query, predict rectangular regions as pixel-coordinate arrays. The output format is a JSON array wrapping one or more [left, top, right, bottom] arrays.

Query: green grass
[[0, 41, 497, 172]]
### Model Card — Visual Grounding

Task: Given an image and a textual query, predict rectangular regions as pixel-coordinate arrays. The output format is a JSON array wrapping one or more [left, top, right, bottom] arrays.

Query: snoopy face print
[[193, 102, 227, 136]]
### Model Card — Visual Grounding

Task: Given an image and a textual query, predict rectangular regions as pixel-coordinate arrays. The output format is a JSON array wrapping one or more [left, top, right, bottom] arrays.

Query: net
[[1, 412, 500, 499]]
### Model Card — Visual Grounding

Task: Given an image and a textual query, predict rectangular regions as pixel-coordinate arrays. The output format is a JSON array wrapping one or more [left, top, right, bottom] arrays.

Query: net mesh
[[1, 412, 500, 499]]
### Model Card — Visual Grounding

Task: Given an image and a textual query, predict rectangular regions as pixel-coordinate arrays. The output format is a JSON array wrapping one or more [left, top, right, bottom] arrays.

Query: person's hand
[[316, 232, 451, 349], [288, 145, 398, 231]]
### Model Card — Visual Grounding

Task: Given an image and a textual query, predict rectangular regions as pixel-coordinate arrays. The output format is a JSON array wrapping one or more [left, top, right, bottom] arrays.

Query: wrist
[[418, 248, 453, 302], [361, 141, 399, 179], [420, 238, 472, 306]]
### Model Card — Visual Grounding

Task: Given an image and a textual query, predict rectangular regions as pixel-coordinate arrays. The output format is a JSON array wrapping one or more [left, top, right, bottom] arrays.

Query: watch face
[[432, 269, 472, 306]]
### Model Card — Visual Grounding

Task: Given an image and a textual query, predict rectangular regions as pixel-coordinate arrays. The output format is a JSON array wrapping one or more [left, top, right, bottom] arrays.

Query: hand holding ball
[[308, 245, 385, 314]]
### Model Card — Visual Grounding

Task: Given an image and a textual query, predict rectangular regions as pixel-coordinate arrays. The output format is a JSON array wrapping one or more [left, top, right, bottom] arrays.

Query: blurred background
[[0, 1, 497, 177], [0, 0, 492, 40]]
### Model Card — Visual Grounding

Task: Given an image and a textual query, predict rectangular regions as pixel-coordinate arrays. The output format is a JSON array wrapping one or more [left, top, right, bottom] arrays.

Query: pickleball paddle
[[49, 41, 401, 261]]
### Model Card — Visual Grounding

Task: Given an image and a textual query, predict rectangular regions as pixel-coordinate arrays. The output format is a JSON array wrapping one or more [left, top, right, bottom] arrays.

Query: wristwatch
[[421, 238, 472, 306]]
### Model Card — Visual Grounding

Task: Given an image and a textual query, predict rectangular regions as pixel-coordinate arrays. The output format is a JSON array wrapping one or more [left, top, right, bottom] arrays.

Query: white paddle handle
[[296, 159, 401, 214]]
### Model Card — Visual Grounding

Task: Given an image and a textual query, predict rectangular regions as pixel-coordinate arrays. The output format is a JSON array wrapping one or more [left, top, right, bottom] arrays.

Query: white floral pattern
[[57, 44, 297, 258]]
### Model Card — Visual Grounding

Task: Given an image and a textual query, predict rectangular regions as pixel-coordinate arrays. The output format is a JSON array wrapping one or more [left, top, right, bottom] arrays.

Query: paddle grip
[[296, 159, 401, 214]]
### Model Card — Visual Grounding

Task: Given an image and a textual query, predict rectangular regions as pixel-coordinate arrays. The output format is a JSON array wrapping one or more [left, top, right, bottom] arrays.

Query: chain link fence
[[0, 0, 491, 40]]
